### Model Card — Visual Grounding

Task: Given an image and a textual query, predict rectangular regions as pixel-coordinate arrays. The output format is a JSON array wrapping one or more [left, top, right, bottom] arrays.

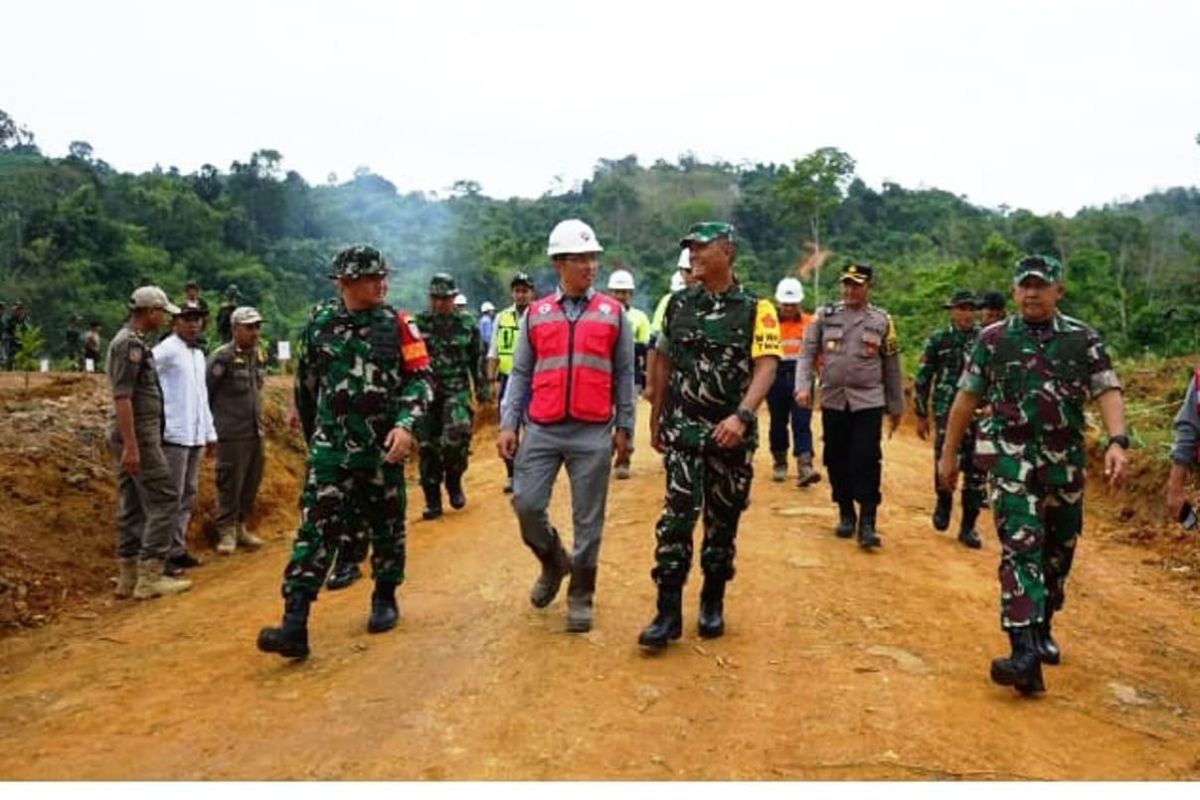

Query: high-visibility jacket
[[779, 315, 812, 363], [493, 306, 522, 376], [526, 292, 622, 424]]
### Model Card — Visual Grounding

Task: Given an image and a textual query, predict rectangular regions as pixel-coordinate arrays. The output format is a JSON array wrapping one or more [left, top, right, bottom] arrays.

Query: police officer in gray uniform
[[107, 287, 193, 600], [795, 263, 904, 548]]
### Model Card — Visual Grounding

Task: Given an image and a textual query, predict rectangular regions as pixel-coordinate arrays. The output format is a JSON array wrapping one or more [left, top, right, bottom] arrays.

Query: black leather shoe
[[325, 561, 362, 591], [957, 527, 983, 549], [1036, 614, 1062, 665], [858, 505, 881, 549], [932, 492, 952, 532], [638, 585, 683, 650], [697, 577, 726, 639], [835, 503, 857, 539], [168, 552, 202, 570], [445, 472, 466, 510], [367, 582, 399, 634], [990, 627, 1045, 695], [421, 483, 443, 520], [530, 535, 571, 609], [257, 595, 311, 660]]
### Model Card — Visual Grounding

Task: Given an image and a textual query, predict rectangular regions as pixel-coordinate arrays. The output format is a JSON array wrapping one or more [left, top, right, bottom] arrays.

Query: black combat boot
[[957, 505, 983, 550], [857, 504, 881, 549], [421, 483, 443, 520], [835, 501, 857, 538], [990, 627, 1046, 695], [638, 583, 683, 650], [565, 564, 597, 633], [932, 491, 953, 532], [1036, 609, 1061, 665], [771, 450, 788, 482], [325, 556, 362, 591], [529, 532, 571, 609], [367, 580, 399, 634], [257, 594, 311, 660], [697, 575, 726, 639], [445, 471, 467, 510]]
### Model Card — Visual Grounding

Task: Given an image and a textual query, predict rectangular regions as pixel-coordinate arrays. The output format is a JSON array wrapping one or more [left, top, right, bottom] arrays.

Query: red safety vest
[[526, 292, 622, 424]]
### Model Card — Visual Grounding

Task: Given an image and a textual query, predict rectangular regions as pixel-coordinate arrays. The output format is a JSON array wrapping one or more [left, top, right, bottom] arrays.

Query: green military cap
[[679, 221, 736, 247], [979, 290, 1006, 311], [943, 289, 979, 309], [428, 272, 458, 297], [329, 245, 388, 279], [1013, 254, 1062, 284], [839, 262, 873, 285]]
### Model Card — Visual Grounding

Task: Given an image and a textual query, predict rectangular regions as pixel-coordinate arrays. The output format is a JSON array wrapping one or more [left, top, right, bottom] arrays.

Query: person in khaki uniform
[[795, 262, 904, 548], [106, 287, 193, 600], [206, 306, 268, 555]]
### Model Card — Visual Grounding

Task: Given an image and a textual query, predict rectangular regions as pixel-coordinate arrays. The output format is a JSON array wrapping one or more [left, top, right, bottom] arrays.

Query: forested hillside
[[2, 109, 1197, 366]]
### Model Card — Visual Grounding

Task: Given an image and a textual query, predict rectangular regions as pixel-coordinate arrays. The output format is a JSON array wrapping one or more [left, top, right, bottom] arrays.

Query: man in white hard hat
[[478, 300, 496, 367], [453, 293, 468, 312], [497, 219, 635, 634], [768, 277, 821, 486], [606, 268, 651, 479]]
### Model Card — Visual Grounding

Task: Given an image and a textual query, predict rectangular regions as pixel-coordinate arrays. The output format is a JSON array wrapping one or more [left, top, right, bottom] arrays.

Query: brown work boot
[[216, 527, 237, 555], [133, 560, 192, 600], [236, 523, 264, 550], [113, 558, 138, 599]]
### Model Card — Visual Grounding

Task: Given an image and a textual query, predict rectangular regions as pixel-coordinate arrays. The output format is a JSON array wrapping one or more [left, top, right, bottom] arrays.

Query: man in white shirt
[[153, 300, 218, 573]]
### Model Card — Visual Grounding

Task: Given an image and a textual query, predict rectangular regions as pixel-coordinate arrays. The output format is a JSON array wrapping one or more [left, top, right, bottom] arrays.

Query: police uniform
[[258, 246, 431, 659], [796, 263, 904, 547]]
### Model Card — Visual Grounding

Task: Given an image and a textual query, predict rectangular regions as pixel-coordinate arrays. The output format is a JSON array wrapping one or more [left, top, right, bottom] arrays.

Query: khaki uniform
[[207, 342, 266, 532], [106, 325, 175, 563]]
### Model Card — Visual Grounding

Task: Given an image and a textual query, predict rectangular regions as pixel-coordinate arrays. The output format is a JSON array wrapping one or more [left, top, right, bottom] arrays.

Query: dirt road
[[1, 401, 1198, 780]]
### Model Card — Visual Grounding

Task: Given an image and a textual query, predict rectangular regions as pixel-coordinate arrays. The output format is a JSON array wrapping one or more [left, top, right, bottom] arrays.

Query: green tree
[[773, 147, 856, 305]]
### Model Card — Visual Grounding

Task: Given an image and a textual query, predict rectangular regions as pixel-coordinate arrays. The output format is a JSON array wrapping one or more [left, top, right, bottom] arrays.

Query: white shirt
[[153, 333, 218, 447]]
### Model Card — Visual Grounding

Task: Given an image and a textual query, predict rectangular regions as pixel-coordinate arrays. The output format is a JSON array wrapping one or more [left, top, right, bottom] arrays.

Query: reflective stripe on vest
[[494, 307, 521, 375], [526, 292, 621, 424], [779, 317, 808, 362]]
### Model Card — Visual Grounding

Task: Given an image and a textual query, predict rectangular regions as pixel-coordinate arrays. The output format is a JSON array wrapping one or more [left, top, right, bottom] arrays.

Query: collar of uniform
[[554, 286, 595, 305], [1012, 311, 1065, 334]]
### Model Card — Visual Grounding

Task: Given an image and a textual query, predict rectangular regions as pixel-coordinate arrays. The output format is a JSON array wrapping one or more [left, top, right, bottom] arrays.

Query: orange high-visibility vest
[[779, 315, 811, 363]]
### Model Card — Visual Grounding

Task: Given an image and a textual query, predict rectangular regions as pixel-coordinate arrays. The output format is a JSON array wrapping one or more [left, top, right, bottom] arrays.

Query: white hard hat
[[775, 277, 805, 305], [453, 293, 467, 307], [670, 271, 687, 292], [607, 269, 635, 291], [480, 301, 495, 313], [676, 249, 691, 270], [547, 219, 604, 256]]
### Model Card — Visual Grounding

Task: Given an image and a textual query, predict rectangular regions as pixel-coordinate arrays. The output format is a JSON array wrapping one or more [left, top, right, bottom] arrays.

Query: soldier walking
[[768, 277, 820, 486], [206, 306, 268, 555], [939, 254, 1127, 696], [486, 271, 536, 493], [257, 246, 431, 660], [106, 287, 193, 600], [638, 222, 780, 649], [978, 290, 1007, 326], [795, 263, 904, 549], [497, 219, 635, 634], [914, 289, 985, 549], [416, 272, 487, 519]]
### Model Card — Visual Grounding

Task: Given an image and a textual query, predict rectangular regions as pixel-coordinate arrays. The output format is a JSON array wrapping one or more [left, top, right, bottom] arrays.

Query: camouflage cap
[[679, 221, 736, 247], [979, 290, 1006, 311], [510, 271, 534, 289], [429, 272, 458, 297], [1014, 254, 1062, 284], [129, 286, 180, 314], [943, 289, 979, 309], [330, 245, 388, 279], [231, 306, 263, 326], [839, 262, 873, 285]]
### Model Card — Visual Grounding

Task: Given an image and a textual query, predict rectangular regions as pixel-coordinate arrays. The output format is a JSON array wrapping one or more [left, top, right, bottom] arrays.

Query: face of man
[[1013, 277, 1063, 323], [554, 253, 598, 297], [981, 308, 1005, 325], [186, 286, 198, 300], [688, 239, 733, 287], [950, 305, 976, 330], [135, 307, 165, 332], [174, 313, 203, 344], [340, 274, 388, 311], [681, 268, 698, 288], [429, 295, 455, 316], [840, 279, 869, 309], [511, 285, 533, 311], [233, 322, 261, 351], [778, 302, 801, 321], [610, 288, 633, 308]]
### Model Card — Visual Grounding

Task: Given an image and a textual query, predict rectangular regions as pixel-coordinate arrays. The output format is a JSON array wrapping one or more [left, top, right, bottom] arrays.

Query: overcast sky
[[4, 0, 1197, 214]]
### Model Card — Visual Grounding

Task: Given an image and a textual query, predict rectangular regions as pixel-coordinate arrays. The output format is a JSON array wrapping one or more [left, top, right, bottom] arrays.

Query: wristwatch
[[735, 407, 756, 426], [1106, 434, 1130, 450]]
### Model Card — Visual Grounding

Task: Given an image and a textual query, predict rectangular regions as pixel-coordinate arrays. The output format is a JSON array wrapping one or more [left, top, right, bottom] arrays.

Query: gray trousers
[[511, 421, 613, 569], [214, 437, 264, 530], [163, 444, 203, 558], [110, 435, 176, 562]]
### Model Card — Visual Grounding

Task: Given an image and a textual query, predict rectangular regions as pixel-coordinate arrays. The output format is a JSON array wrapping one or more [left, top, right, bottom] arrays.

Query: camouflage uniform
[[914, 314, 987, 531], [282, 264, 432, 601], [960, 311, 1121, 630], [416, 274, 486, 505], [653, 282, 781, 586]]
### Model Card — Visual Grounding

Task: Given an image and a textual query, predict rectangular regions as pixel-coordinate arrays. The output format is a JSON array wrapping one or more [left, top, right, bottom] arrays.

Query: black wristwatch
[[1106, 434, 1130, 450], [735, 407, 756, 427]]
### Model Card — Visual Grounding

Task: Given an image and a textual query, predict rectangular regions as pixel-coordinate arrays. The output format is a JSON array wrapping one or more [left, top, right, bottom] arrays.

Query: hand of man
[[794, 389, 811, 409], [121, 443, 140, 475], [383, 425, 413, 464], [936, 451, 958, 493], [916, 416, 929, 440], [205, 442, 217, 458], [888, 413, 902, 440], [286, 405, 301, 435], [1104, 445, 1128, 490], [712, 414, 746, 449], [650, 415, 665, 453], [1167, 482, 1186, 521], [497, 429, 518, 460], [613, 428, 631, 464]]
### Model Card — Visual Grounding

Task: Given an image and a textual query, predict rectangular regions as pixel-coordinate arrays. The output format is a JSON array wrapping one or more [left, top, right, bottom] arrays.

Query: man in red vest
[[497, 219, 636, 634]]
